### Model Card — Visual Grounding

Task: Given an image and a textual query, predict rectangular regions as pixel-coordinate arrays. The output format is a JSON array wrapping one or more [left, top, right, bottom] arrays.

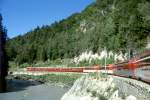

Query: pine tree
[[0, 14, 8, 92]]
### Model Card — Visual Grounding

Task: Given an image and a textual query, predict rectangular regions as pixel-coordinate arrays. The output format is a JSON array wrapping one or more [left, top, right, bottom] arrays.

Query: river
[[0, 79, 69, 100]]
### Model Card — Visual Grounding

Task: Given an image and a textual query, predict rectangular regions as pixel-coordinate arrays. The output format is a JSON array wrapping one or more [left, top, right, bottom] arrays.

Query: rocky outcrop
[[113, 76, 150, 100], [61, 73, 139, 100], [61, 73, 150, 100]]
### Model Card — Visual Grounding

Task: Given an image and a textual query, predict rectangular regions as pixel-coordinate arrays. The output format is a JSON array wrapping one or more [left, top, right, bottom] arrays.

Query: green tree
[[0, 14, 8, 92]]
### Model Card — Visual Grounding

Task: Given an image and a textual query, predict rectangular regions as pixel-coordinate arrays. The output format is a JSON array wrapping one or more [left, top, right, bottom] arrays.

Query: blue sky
[[1, 0, 95, 38]]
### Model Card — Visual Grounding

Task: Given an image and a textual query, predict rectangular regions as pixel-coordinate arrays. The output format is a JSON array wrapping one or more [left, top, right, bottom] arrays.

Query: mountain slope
[[6, 0, 150, 64]]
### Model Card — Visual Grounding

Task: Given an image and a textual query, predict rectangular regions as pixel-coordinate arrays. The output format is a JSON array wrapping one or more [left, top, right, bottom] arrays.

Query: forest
[[6, 0, 150, 65]]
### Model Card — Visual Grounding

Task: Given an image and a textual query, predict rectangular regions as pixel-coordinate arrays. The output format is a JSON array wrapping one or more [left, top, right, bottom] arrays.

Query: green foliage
[[91, 90, 97, 97], [86, 88, 90, 93], [6, 0, 150, 66], [19, 63, 30, 68], [87, 88, 108, 100], [10, 73, 82, 86], [98, 94, 108, 100], [89, 72, 98, 79]]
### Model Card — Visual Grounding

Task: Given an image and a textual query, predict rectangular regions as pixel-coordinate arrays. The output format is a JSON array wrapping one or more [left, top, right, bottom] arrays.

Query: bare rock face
[[61, 74, 124, 100], [126, 95, 137, 100], [61, 73, 150, 100]]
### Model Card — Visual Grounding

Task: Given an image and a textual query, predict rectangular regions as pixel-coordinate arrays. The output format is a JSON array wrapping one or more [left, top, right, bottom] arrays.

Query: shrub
[[91, 90, 97, 97], [98, 94, 108, 100]]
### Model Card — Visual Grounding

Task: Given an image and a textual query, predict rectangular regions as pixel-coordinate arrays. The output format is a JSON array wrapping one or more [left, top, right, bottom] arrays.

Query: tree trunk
[[0, 14, 8, 93], [0, 76, 6, 92]]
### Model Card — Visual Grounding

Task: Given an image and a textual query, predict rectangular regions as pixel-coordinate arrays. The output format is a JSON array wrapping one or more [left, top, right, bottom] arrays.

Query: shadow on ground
[[6, 79, 42, 93]]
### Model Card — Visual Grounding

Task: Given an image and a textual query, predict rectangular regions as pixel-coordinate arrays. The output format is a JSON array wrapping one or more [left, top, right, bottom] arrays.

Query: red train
[[26, 51, 150, 83], [26, 65, 100, 73], [106, 51, 150, 82]]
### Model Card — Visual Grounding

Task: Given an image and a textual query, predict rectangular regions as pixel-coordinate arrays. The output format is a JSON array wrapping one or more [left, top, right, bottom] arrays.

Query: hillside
[[6, 0, 150, 65]]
